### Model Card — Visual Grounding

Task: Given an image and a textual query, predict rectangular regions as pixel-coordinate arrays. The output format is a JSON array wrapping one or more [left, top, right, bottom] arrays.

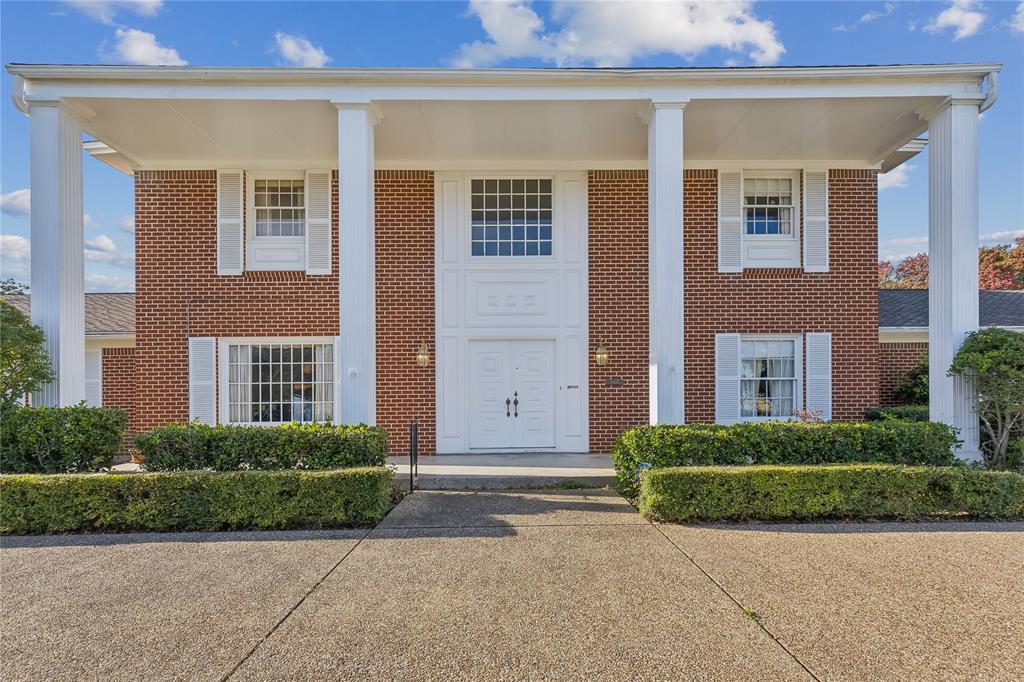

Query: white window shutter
[[305, 170, 332, 275], [805, 332, 832, 420], [803, 170, 829, 272], [715, 333, 742, 423], [85, 350, 102, 407], [718, 171, 743, 273], [217, 170, 244, 275], [188, 337, 217, 424], [333, 336, 343, 424]]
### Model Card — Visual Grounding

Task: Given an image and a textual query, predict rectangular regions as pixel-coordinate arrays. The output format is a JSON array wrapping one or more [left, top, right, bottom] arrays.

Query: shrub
[[894, 355, 929, 405], [864, 405, 930, 422], [949, 327, 1024, 470], [0, 405, 127, 474], [0, 299, 55, 410], [0, 467, 394, 534], [638, 464, 1024, 522], [134, 422, 389, 471], [612, 421, 959, 498]]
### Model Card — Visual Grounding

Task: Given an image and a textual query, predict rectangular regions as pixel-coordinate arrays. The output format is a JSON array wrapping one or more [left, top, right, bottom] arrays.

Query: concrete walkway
[[386, 452, 617, 489], [2, 491, 1022, 681]]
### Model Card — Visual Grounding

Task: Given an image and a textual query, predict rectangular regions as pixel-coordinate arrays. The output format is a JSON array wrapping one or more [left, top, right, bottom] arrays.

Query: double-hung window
[[740, 171, 801, 268], [470, 178, 553, 257], [224, 339, 334, 424], [247, 171, 306, 270], [740, 337, 801, 419]]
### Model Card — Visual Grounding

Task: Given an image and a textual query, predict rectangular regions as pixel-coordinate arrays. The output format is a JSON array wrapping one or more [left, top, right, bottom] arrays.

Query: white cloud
[[1011, 2, 1024, 34], [454, 0, 784, 67], [86, 273, 134, 292], [979, 229, 1024, 244], [880, 229, 1023, 259], [85, 234, 117, 252], [65, 0, 162, 25], [0, 189, 31, 217], [924, 0, 986, 40], [878, 163, 916, 190], [84, 213, 99, 229], [884, 235, 929, 248], [103, 28, 187, 66], [274, 32, 331, 67], [0, 235, 31, 263], [118, 214, 135, 233], [834, 1, 897, 32]]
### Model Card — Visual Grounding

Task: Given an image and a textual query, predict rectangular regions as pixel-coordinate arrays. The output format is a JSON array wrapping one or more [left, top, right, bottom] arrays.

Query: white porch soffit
[[7, 63, 998, 174]]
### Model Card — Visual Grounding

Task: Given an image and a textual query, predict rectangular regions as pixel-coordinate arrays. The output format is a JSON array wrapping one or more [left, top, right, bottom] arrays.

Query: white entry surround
[[435, 172, 589, 453]]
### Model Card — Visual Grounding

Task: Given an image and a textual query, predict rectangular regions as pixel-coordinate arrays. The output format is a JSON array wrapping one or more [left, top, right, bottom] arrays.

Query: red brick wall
[[879, 341, 927, 406], [134, 170, 340, 432], [375, 170, 436, 455], [101, 346, 136, 460], [588, 170, 650, 452], [683, 168, 880, 421]]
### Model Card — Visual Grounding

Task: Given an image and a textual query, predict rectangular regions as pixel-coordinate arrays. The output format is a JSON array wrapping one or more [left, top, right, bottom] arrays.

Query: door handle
[[513, 391, 519, 418], [506, 397, 511, 418]]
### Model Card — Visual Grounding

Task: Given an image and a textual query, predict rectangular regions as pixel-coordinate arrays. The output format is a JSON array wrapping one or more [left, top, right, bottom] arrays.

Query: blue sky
[[1, 0, 1022, 291]]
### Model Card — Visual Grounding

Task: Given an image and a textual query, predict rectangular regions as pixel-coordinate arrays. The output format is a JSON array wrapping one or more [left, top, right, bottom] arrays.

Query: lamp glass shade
[[415, 342, 430, 367], [595, 342, 610, 366]]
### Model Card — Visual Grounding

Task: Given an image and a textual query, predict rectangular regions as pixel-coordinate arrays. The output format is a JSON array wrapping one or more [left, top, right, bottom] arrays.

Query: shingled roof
[[1, 293, 135, 335], [879, 290, 1024, 329]]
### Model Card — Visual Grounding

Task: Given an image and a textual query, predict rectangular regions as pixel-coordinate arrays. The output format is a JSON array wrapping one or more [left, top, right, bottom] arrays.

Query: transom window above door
[[254, 179, 305, 237], [744, 175, 794, 236], [470, 178, 553, 256]]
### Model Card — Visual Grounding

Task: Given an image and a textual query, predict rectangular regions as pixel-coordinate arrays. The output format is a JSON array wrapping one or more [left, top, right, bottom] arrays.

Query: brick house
[[9, 63, 1000, 459]]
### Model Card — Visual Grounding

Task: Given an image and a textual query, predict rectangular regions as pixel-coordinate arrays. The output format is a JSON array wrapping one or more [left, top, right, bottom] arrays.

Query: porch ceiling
[[69, 95, 940, 173]]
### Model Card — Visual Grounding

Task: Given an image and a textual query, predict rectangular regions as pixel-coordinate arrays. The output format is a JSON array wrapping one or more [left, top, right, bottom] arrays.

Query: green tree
[[0, 279, 28, 295], [949, 328, 1024, 470], [0, 300, 54, 409]]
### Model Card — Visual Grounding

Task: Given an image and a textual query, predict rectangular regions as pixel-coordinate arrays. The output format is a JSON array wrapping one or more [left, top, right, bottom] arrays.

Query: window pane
[[741, 338, 797, 419], [744, 176, 794, 236], [253, 179, 305, 237], [470, 178, 553, 257]]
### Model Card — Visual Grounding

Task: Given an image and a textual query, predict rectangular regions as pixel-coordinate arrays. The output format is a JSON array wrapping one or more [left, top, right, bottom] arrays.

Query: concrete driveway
[[2, 489, 1021, 681]]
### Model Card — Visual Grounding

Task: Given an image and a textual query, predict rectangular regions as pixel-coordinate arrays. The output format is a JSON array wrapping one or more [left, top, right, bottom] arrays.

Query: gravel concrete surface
[[660, 521, 1024, 681], [4, 492, 1020, 681]]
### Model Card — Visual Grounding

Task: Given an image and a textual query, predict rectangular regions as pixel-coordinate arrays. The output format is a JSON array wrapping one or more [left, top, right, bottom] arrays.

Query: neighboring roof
[[879, 289, 1024, 329], [1, 293, 135, 335]]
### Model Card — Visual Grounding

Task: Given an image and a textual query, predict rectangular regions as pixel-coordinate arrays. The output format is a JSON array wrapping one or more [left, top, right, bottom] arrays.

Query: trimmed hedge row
[[0, 405, 127, 474], [639, 465, 1024, 522], [613, 421, 959, 498], [865, 405, 930, 422], [134, 422, 388, 471], [0, 467, 394, 534]]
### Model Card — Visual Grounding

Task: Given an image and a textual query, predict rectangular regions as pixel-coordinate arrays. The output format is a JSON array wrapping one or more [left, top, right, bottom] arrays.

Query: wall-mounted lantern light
[[594, 340, 610, 366], [415, 342, 430, 368]]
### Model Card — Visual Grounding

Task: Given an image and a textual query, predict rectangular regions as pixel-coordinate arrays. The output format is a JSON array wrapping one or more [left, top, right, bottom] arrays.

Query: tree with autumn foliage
[[879, 237, 1023, 290]]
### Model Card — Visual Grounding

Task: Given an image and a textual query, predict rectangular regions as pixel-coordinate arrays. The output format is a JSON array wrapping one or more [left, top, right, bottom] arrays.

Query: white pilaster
[[646, 101, 687, 424], [28, 101, 85, 407], [336, 103, 379, 424], [927, 98, 980, 459]]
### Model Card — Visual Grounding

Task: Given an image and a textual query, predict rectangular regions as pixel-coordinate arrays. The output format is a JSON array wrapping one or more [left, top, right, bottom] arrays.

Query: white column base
[[29, 102, 85, 407]]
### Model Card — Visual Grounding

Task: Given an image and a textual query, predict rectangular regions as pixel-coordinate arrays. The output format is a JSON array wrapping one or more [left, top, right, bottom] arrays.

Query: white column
[[28, 101, 85, 407], [646, 101, 687, 424], [336, 103, 378, 424], [927, 98, 980, 460]]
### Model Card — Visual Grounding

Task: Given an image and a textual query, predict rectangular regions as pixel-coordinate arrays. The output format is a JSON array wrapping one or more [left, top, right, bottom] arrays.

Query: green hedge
[[865, 405, 930, 422], [134, 422, 388, 471], [639, 464, 1024, 522], [613, 421, 959, 498], [0, 467, 394, 534], [0, 405, 127, 474]]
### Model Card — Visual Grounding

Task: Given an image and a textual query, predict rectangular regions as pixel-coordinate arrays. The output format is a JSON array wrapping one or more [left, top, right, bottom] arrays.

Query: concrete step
[[387, 453, 616, 490]]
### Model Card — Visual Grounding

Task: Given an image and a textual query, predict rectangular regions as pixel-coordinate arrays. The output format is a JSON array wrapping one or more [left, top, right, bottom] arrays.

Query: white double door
[[468, 339, 555, 450]]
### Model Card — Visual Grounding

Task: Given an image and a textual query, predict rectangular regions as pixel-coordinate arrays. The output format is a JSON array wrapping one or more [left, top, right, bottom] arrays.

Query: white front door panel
[[468, 339, 555, 450]]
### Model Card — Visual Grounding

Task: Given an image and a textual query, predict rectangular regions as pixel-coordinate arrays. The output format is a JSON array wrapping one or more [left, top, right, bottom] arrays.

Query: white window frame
[[466, 174, 557, 261], [218, 336, 337, 426], [246, 170, 306, 271], [738, 334, 803, 422], [741, 170, 801, 268]]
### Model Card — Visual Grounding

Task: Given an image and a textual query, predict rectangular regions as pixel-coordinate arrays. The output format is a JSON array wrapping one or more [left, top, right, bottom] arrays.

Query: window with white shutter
[[305, 170, 332, 274], [85, 350, 102, 407], [217, 170, 244, 275], [717, 172, 743, 273], [803, 170, 829, 272], [247, 171, 306, 271], [715, 333, 742, 423], [805, 332, 832, 420], [188, 337, 217, 424]]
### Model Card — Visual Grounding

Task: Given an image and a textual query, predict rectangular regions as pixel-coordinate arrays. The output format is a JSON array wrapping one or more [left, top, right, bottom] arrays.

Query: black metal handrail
[[409, 419, 419, 493]]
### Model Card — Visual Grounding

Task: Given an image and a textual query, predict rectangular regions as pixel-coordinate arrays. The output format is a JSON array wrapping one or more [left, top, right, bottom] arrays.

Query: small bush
[[0, 467, 394, 534], [638, 464, 1024, 522], [612, 421, 959, 498], [864, 405, 930, 422], [134, 422, 389, 471], [0, 405, 127, 474]]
